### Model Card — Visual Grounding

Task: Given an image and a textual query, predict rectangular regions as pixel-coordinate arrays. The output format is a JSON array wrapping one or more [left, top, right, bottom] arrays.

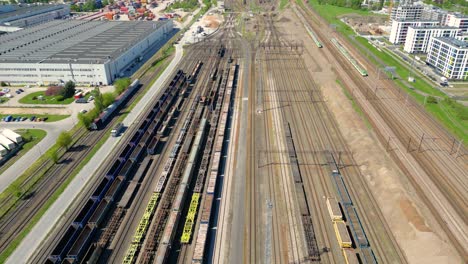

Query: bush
[[0, 81, 7, 87], [56, 95, 64, 101], [45, 86, 63, 96], [426, 96, 438, 104], [32, 96, 37, 100], [102, 92, 116, 107], [113, 78, 131, 96]]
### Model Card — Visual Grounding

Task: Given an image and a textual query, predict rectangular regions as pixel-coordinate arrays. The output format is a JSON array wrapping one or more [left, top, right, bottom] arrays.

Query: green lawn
[[0, 114, 69, 122], [0, 129, 47, 176], [19, 91, 75, 105]]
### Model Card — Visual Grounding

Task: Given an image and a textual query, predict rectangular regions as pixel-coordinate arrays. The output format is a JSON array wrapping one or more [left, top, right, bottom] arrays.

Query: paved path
[[0, 118, 76, 193], [6, 42, 184, 264]]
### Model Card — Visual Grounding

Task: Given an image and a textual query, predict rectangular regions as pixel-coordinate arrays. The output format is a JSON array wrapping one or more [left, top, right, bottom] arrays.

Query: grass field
[[0, 114, 69, 122], [18, 91, 75, 105], [305, 0, 468, 144]]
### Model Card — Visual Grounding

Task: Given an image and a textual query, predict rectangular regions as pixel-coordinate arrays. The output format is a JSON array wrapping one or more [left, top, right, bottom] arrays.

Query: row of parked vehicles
[[2, 115, 48, 122], [0, 88, 25, 98]]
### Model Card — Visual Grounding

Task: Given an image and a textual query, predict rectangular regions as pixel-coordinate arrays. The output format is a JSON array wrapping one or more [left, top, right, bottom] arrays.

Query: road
[[5, 42, 184, 264]]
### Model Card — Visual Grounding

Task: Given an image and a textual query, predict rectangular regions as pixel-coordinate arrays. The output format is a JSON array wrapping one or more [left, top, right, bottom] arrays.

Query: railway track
[[294, 2, 467, 258], [0, 54, 172, 256], [251, 11, 407, 263]]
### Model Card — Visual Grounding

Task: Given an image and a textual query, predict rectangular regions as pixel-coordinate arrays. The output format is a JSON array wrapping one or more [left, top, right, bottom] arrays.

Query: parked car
[[42, 117, 48, 122], [75, 98, 87, 103], [5, 115, 12, 122], [30, 116, 36, 121], [2, 88, 10, 93], [5, 94, 12, 98], [87, 95, 94, 102], [16, 117, 21, 122], [18, 88, 24, 92], [21, 117, 27, 121], [0, 92, 4, 96], [15, 90, 21, 94], [79, 109, 87, 114]]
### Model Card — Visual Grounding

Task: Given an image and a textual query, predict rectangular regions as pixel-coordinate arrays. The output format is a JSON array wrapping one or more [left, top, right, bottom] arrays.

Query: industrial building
[[0, 4, 70, 32], [389, 19, 439, 44], [404, 26, 459, 53], [426, 37, 468, 80], [0, 19, 173, 85]]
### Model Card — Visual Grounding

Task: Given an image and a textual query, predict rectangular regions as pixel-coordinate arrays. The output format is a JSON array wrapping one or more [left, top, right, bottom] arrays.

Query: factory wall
[[0, 20, 173, 85]]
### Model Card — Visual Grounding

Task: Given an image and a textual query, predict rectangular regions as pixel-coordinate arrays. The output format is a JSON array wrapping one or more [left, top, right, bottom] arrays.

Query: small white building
[[0, 134, 15, 150], [404, 26, 459, 53], [426, 37, 468, 80], [445, 13, 468, 33], [0, 20, 173, 85], [2, 129, 22, 144], [389, 19, 439, 44]]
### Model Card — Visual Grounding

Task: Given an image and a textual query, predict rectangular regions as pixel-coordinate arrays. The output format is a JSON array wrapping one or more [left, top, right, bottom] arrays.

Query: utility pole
[[265, 200, 273, 264]]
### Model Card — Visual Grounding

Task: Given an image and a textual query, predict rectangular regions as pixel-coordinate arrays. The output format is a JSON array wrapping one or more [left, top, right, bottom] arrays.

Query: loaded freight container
[[0, 134, 15, 150], [326, 197, 343, 221], [333, 221, 352, 248], [2, 129, 23, 144], [342, 249, 359, 264]]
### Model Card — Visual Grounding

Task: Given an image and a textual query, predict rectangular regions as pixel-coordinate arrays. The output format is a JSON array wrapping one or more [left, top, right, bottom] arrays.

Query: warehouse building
[[0, 4, 70, 32], [426, 37, 468, 80], [404, 26, 459, 53], [0, 19, 173, 85], [389, 19, 439, 44]]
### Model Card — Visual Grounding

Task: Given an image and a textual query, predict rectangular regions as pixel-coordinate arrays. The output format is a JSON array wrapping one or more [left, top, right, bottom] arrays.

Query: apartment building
[[389, 19, 439, 44], [404, 26, 459, 53], [426, 37, 468, 80]]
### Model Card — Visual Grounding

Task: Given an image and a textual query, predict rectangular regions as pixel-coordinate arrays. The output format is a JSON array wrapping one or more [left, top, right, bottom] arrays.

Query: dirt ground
[[275, 8, 462, 263], [201, 14, 223, 28], [341, 13, 387, 35]]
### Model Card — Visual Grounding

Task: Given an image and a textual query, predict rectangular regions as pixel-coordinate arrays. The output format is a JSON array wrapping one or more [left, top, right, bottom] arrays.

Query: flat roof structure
[[436, 36, 468, 48], [0, 20, 169, 64], [0, 4, 67, 24]]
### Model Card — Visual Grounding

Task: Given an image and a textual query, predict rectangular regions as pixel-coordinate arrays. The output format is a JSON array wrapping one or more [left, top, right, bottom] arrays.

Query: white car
[[87, 95, 94, 102], [5, 94, 12, 98], [79, 109, 87, 114]]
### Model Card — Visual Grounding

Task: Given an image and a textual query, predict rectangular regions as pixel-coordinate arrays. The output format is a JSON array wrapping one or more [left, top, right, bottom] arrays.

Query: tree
[[78, 112, 92, 129], [82, 0, 96, 11], [61, 81, 76, 98], [93, 87, 105, 112], [426, 96, 438, 104], [102, 92, 116, 107], [57, 131, 73, 150], [49, 149, 59, 164], [0, 81, 7, 87], [71, 4, 81, 12], [113, 78, 131, 95]]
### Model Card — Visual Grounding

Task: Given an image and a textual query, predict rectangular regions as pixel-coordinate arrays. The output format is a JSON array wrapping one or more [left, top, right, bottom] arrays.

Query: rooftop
[[410, 25, 459, 30], [0, 4, 68, 24], [394, 19, 439, 23], [0, 20, 170, 64], [435, 37, 468, 49]]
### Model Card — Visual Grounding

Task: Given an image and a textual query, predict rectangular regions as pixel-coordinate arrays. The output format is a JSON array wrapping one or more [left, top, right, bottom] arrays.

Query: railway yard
[[1, 0, 467, 263]]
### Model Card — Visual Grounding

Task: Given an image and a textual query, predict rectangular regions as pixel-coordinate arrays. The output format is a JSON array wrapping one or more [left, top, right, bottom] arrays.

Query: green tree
[[82, 0, 96, 11], [71, 4, 81, 12], [426, 96, 438, 104], [113, 78, 131, 95], [57, 131, 73, 150], [61, 81, 76, 98], [0, 81, 7, 87], [93, 87, 105, 112], [102, 92, 116, 107], [49, 149, 59, 164], [102, 0, 109, 6]]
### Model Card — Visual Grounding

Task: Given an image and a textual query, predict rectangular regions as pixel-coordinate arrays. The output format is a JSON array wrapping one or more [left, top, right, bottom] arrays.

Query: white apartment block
[[391, 5, 423, 21], [445, 14, 468, 33], [404, 26, 459, 53], [389, 19, 439, 44], [426, 37, 468, 80]]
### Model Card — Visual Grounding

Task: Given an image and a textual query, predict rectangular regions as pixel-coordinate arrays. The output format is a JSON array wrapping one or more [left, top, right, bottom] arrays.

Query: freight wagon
[[91, 79, 140, 130], [342, 249, 359, 264], [333, 221, 352, 248], [326, 197, 343, 221]]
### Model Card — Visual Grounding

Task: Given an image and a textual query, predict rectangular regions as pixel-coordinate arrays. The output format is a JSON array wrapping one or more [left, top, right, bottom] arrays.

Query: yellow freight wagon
[[333, 221, 352, 248], [342, 249, 359, 264]]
